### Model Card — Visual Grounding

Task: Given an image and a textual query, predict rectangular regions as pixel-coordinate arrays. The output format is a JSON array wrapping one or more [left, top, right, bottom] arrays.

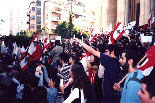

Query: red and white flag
[[21, 45, 25, 54], [19, 45, 26, 61], [80, 52, 91, 75], [20, 56, 29, 72], [100, 29, 104, 36], [138, 45, 155, 76], [148, 10, 153, 27], [80, 29, 85, 35], [90, 34, 97, 43], [108, 31, 115, 44], [89, 29, 97, 42], [113, 22, 125, 40], [28, 31, 38, 55], [152, 17, 155, 27]]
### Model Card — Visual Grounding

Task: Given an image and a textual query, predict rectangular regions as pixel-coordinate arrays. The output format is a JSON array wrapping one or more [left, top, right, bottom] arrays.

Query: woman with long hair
[[63, 64, 92, 103]]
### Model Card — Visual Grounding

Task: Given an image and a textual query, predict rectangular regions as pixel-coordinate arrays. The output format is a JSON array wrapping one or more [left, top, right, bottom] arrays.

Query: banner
[[141, 36, 152, 43]]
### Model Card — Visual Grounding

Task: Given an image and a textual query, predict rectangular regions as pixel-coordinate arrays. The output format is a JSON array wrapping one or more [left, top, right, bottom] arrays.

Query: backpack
[[126, 72, 141, 89]]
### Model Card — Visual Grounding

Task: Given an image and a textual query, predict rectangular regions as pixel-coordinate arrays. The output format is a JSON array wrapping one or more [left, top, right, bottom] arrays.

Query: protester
[[138, 76, 155, 103], [1, 22, 155, 103], [49, 40, 63, 68], [113, 50, 144, 103], [75, 38, 121, 102], [63, 64, 92, 103], [37, 64, 58, 103], [86, 54, 99, 103]]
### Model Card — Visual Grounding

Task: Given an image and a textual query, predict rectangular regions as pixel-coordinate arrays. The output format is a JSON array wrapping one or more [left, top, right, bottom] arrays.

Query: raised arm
[[86, 56, 98, 70], [38, 73, 43, 86], [75, 39, 100, 58], [39, 64, 50, 83]]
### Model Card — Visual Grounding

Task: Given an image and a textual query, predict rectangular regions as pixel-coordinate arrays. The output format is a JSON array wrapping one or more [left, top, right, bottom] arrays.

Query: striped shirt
[[57, 64, 71, 83]]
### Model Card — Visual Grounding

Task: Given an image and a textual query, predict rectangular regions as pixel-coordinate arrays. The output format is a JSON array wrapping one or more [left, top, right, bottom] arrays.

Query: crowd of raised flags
[[0, 10, 155, 102]]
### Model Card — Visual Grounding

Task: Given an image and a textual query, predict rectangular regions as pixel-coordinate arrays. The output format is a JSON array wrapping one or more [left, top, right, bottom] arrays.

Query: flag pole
[[136, 55, 147, 66], [118, 73, 128, 85]]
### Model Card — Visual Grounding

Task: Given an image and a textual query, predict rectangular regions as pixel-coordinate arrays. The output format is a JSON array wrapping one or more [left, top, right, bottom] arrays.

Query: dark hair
[[46, 64, 60, 89], [124, 50, 141, 68], [29, 76, 39, 88], [70, 55, 80, 63], [55, 40, 60, 46], [91, 55, 100, 66], [105, 44, 120, 58], [33, 86, 47, 102], [141, 76, 155, 99], [59, 52, 69, 63], [71, 64, 92, 102]]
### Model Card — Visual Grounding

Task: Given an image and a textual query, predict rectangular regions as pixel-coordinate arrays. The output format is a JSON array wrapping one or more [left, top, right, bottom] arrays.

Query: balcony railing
[[52, 17, 60, 21], [27, 21, 30, 24], [51, 10, 61, 14], [27, 13, 30, 16]]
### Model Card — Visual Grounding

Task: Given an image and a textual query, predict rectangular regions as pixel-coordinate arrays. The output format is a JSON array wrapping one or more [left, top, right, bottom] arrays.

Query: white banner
[[141, 36, 152, 43]]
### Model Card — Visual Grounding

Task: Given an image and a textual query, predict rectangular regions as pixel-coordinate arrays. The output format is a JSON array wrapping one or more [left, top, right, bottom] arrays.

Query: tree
[[54, 21, 69, 38], [68, 13, 74, 38]]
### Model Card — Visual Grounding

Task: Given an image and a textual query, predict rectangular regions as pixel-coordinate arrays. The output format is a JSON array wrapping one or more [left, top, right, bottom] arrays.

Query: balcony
[[51, 10, 61, 14], [52, 17, 60, 22], [27, 13, 30, 16], [27, 21, 30, 24]]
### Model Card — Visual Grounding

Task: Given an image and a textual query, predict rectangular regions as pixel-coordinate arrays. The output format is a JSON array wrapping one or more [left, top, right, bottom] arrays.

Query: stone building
[[95, 0, 155, 33]]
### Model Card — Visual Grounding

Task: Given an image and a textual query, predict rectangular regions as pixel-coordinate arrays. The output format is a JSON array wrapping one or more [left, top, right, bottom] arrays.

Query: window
[[32, 7, 35, 11], [37, 8, 41, 15], [37, 16, 41, 24], [37, 25, 41, 29], [37, 1, 41, 6], [31, 15, 35, 20], [31, 24, 35, 28]]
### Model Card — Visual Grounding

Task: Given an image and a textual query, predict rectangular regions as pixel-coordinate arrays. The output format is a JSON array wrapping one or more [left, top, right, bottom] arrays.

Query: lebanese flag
[[80, 29, 85, 35], [28, 31, 38, 55], [152, 17, 155, 27], [80, 52, 91, 75], [82, 52, 91, 58], [138, 45, 155, 76], [89, 29, 97, 42], [19, 45, 26, 61], [89, 34, 97, 42], [20, 56, 29, 72], [148, 10, 153, 27], [108, 31, 115, 44], [113, 22, 125, 40], [21, 45, 25, 54]]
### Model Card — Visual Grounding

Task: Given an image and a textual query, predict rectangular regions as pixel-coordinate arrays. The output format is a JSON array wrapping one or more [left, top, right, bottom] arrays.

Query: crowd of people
[[0, 25, 155, 103]]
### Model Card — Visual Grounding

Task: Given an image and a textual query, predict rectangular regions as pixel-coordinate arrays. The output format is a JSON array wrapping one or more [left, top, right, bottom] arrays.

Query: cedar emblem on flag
[[20, 56, 29, 72]]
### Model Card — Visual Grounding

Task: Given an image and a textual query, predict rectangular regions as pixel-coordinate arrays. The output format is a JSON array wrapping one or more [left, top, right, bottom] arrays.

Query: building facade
[[27, 0, 95, 34], [27, 0, 44, 31], [95, 0, 155, 33]]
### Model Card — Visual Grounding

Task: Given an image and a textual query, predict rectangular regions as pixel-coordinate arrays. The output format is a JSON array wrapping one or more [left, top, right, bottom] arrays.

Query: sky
[[0, 0, 95, 35], [0, 0, 32, 35]]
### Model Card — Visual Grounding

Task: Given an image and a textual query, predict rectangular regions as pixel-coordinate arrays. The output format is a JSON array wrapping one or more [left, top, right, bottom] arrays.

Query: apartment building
[[27, 0, 95, 34], [27, 0, 44, 30]]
